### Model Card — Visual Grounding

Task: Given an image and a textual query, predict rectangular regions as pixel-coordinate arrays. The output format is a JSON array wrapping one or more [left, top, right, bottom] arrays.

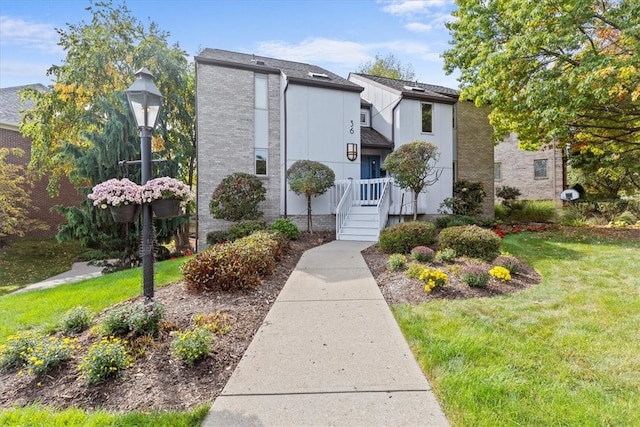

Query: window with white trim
[[360, 109, 370, 127]]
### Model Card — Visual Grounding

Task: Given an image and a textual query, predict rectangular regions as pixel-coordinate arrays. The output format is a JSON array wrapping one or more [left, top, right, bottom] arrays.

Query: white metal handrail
[[376, 179, 391, 231], [335, 179, 354, 234]]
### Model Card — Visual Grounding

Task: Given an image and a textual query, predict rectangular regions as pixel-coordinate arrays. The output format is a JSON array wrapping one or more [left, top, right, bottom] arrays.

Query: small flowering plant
[[141, 177, 192, 206], [88, 178, 142, 209]]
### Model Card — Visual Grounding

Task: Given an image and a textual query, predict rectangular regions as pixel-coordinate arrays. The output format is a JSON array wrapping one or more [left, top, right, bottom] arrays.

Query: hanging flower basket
[[151, 198, 182, 219], [109, 204, 141, 223], [141, 177, 192, 219]]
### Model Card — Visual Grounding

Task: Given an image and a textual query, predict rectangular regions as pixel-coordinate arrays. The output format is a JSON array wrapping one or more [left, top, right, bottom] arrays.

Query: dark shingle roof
[[196, 48, 363, 93], [361, 127, 393, 149], [0, 84, 49, 127], [350, 73, 459, 104]]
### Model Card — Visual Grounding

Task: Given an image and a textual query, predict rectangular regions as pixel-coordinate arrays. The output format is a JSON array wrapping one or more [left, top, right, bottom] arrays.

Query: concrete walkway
[[12, 262, 104, 294], [203, 240, 449, 427]]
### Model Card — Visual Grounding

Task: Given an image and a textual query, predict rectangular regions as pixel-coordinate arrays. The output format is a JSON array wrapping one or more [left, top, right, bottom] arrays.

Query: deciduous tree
[[358, 52, 416, 81], [444, 0, 639, 179], [287, 160, 335, 233], [383, 140, 442, 220]]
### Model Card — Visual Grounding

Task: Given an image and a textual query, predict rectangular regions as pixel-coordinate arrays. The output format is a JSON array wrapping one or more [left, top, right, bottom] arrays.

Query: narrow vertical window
[[255, 74, 268, 110], [534, 159, 548, 178], [255, 149, 267, 175], [494, 163, 502, 180], [421, 103, 433, 133]]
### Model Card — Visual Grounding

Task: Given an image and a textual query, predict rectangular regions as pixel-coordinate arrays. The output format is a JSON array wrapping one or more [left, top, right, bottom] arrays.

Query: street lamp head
[[126, 67, 163, 130]]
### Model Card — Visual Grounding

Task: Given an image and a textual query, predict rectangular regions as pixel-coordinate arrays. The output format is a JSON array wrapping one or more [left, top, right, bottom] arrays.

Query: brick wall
[[494, 134, 564, 202], [0, 127, 84, 237], [455, 102, 495, 217], [195, 64, 281, 250]]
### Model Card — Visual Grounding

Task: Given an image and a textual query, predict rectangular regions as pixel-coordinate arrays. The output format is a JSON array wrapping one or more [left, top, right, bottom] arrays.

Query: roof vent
[[256, 60, 265, 65], [308, 71, 330, 79], [403, 85, 425, 92]]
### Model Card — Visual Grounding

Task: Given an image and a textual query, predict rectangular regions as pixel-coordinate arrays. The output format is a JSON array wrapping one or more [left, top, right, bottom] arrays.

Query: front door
[[360, 155, 381, 203]]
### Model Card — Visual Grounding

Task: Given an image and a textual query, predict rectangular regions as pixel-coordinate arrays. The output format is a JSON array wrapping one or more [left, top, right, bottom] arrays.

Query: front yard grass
[[394, 229, 640, 426], [0, 256, 189, 343], [0, 238, 86, 296]]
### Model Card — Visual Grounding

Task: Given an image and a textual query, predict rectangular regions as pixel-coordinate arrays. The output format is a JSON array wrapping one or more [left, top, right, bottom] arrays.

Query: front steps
[[337, 206, 380, 242]]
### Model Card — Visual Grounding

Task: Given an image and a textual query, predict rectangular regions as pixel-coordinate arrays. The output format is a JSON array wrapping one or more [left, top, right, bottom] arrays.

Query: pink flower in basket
[[88, 178, 142, 209], [141, 177, 192, 207]]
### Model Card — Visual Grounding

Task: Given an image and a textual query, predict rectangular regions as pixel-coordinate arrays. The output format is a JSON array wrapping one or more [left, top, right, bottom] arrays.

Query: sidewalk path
[[203, 240, 449, 426], [12, 262, 104, 295]]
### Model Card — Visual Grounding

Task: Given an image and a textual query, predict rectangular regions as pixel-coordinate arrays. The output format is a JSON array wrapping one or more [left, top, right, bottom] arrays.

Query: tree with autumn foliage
[[444, 0, 639, 195], [19, 0, 195, 253], [0, 148, 48, 246]]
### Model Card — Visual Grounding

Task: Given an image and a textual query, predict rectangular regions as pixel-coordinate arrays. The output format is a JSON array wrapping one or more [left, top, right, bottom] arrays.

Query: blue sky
[[0, 0, 459, 89]]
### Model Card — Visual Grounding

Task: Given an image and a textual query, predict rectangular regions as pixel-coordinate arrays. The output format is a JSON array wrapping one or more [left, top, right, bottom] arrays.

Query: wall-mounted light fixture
[[346, 143, 357, 161]]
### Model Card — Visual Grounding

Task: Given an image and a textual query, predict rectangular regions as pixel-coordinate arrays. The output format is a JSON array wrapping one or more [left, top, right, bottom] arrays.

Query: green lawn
[[394, 228, 640, 426], [0, 238, 86, 295], [0, 256, 190, 343]]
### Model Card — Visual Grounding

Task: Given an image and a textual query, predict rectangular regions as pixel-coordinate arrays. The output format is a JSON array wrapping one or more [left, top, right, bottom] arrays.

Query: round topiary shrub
[[378, 221, 437, 254], [209, 172, 266, 222], [437, 225, 502, 262], [460, 263, 490, 288]]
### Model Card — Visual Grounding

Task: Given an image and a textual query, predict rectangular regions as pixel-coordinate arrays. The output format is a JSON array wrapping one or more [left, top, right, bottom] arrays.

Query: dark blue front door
[[360, 155, 381, 203]]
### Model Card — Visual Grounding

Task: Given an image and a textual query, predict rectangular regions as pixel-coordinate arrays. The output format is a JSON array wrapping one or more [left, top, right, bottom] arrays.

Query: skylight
[[308, 71, 330, 79], [403, 85, 425, 92]]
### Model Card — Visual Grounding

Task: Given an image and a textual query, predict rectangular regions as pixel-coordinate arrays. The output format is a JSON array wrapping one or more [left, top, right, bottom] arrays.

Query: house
[[195, 49, 494, 248], [494, 134, 565, 203], [0, 85, 83, 238]]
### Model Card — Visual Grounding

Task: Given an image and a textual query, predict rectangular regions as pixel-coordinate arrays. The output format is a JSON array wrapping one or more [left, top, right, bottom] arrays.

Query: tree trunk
[[307, 195, 313, 234], [413, 192, 418, 221]]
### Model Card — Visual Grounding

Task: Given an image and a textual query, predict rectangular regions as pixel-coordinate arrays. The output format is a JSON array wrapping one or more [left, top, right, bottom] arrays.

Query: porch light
[[347, 143, 358, 161]]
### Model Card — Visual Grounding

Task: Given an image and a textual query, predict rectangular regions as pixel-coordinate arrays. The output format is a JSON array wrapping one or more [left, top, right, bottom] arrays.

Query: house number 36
[[349, 120, 354, 134]]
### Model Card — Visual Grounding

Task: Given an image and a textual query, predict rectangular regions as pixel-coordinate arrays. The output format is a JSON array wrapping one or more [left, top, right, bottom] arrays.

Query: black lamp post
[[125, 67, 162, 299]]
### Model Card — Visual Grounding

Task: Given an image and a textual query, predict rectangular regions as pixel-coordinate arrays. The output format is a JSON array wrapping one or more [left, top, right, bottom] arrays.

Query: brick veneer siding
[[0, 127, 83, 238], [195, 63, 281, 250], [494, 133, 564, 202], [455, 102, 495, 217]]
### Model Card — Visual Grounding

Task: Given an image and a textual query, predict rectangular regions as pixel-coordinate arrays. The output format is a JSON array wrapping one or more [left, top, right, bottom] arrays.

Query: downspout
[[283, 79, 289, 218], [391, 98, 401, 149]]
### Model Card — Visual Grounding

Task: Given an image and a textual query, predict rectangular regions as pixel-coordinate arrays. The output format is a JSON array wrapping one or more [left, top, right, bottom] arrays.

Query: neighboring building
[[195, 50, 494, 247], [494, 133, 565, 203], [0, 85, 83, 238]]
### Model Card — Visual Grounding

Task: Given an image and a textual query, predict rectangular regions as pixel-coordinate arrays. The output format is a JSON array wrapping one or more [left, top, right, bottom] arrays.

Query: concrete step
[[337, 233, 378, 242]]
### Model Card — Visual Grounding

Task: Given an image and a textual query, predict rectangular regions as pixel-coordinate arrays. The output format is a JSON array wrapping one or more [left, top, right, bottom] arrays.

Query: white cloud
[[405, 22, 433, 33], [0, 16, 60, 52], [380, 0, 451, 16], [256, 38, 371, 68]]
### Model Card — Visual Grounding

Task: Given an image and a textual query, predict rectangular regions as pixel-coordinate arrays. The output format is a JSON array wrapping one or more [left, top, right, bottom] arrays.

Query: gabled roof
[[196, 48, 363, 93], [0, 84, 49, 127], [349, 73, 459, 104]]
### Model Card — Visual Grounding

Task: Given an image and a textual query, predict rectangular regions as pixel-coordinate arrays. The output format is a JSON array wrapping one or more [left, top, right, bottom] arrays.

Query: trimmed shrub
[[438, 225, 502, 262], [410, 246, 435, 263], [387, 254, 407, 271], [460, 264, 490, 288], [439, 179, 487, 216], [228, 220, 266, 241], [378, 221, 437, 254], [59, 306, 93, 334], [435, 215, 479, 229], [269, 218, 300, 240], [209, 172, 266, 221]]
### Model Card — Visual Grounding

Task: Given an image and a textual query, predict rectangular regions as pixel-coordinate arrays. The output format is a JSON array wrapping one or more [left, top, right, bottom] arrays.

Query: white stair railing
[[376, 179, 391, 232], [335, 179, 354, 235]]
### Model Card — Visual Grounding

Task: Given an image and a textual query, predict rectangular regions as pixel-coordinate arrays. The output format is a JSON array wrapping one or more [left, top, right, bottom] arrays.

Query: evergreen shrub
[[438, 225, 502, 262], [378, 221, 437, 254], [269, 218, 300, 240]]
